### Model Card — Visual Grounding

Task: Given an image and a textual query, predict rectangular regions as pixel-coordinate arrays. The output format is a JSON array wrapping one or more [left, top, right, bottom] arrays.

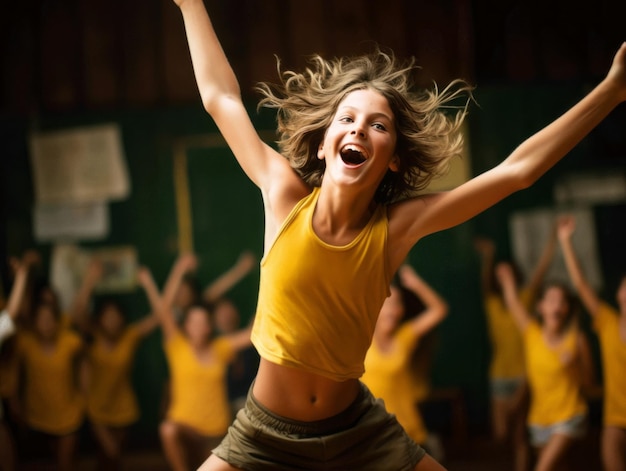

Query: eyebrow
[[337, 105, 394, 123]]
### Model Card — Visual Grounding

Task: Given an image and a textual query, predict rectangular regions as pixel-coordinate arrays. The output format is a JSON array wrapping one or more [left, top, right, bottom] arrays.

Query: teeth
[[342, 144, 364, 154]]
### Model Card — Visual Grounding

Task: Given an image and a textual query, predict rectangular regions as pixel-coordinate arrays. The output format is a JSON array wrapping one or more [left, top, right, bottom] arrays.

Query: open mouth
[[340, 145, 367, 166]]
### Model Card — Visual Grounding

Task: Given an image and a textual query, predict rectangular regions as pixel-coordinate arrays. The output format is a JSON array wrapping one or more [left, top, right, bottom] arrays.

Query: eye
[[338, 115, 353, 123], [372, 122, 387, 131]]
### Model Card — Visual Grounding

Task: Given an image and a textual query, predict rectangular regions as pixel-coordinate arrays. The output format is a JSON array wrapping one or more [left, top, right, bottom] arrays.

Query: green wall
[[1, 83, 624, 443]]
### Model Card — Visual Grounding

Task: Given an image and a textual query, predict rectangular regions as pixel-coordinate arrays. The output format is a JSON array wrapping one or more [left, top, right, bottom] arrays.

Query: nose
[[350, 120, 366, 138]]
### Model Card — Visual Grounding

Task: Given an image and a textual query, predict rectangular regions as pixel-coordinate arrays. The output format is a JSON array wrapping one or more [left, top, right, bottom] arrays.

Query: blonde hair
[[256, 49, 473, 204]]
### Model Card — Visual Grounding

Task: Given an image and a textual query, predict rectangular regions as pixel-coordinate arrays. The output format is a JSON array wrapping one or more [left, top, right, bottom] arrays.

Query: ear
[[388, 154, 400, 172], [317, 144, 325, 160]]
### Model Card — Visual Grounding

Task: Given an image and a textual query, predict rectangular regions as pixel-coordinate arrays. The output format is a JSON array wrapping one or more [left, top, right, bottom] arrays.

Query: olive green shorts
[[212, 382, 425, 470]]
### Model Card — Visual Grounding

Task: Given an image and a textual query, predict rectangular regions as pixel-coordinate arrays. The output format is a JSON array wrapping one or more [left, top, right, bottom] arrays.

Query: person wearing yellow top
[[0, 253, 36, 471], [558, 215, 626, 471], [497, 262, 595, 471], [474, 233, 556, 471], [169, 2, 626, 467], [69, 259, 160, 471], [15, 300, 86, 471], [156, 253, 253, 471], [362, 264, 448, 455]]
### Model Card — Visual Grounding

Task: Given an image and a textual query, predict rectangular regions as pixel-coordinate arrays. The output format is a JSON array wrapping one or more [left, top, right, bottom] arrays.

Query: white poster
[[29, 123, 130, 204], [50, 244, 139, 313], [33, 202, 109, 242], [509, 207, 603, 291]]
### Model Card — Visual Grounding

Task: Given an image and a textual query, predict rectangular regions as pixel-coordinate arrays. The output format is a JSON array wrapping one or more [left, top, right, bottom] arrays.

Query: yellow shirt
[[524, 321, 587, 426], [165, 332, 235, 436], [485, 288, 532, 380], [17, 329, 85, 434], [362, 324, 427, 444], [594, 302, 626, 427], [252, 187, 390, 382], [87, 325, 142, 426]]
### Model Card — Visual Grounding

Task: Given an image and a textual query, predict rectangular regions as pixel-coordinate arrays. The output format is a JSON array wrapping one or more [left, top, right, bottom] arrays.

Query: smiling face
[[183, 306, 213, 347], [318, 88, 399, 192], [98, 302, 125, 338], [33, 303, 60, 341], [537, 285, 571, 333]]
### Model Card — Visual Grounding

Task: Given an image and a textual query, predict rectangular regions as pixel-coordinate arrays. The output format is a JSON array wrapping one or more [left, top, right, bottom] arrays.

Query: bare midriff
[[252, 358, 361, 422]]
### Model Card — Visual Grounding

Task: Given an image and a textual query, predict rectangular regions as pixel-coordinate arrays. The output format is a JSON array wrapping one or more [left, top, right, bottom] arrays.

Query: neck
[[314, 185, 376, 242]]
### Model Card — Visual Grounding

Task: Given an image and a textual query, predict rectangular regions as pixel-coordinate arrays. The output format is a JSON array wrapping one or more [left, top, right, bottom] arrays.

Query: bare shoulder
[[262, 157, 311, 242]]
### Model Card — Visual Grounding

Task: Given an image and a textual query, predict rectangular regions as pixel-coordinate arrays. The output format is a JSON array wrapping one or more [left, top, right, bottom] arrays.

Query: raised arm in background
[[68, 258, 104, 333], [203, 251, 256, 305], [398, 264, 448, 337], [495, 262, 532, 332], [158, 253, 198, 340], [557, 215, 601, 317], [525, 225, 557, 297]]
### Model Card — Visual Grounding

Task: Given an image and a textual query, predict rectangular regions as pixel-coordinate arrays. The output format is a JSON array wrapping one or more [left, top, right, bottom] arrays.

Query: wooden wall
[[2, 0, 624, 115]]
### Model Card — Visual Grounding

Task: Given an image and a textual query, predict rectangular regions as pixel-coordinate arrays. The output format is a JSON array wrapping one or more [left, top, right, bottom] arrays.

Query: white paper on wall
[[50, 244, 139, 313], [554, 171, 626, 205], [33, 202, 109, 242], [29, 124, 130, 204], [509, 206, 603, 291]]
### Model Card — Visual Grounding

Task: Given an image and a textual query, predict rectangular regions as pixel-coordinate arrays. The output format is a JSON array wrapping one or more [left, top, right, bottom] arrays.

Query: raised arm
[[495, 262, 532, 332], [398, 264, 448, 338], [158, 253, 198, 339], [68, 258, 103, 333], [5, 258, 31, 321], [525, 224, 557, 296], [133, 266, 161, 338], [224, 319, 254, 354], [203, 251, 256, 305], [137, 265, 162, 315], [390, 42, 626, 265], [172, 0, 294, 191], [557, 215, 600, 316]]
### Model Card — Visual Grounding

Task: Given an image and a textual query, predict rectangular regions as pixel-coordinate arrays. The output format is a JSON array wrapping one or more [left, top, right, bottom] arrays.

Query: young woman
[[69, 260, 160, 470], [155, 253, 253, 471], [361, 264, 448, 454], [558, 215, 626, 471], [0, 254, 36, 471], [171, 0, 626, 467], [497, 262, 595, 471], [14, 300, 86, 471], [474, 232, 556, 471]]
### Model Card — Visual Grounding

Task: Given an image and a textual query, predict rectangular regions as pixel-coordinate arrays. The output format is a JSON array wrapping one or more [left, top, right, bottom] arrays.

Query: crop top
[[251, 187, 390, 382]]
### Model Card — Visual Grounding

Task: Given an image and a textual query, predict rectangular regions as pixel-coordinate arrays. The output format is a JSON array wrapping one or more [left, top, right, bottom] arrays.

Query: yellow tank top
[[87, 325, 142, 426], [594, 302, 626, 427], [17, 329, 85, 434], [524, 321, 587, 426], [165, 332, 235, 436], [362, 323, 427, 444], [251, 187, 390, 382], [485, 288, 531, 380]]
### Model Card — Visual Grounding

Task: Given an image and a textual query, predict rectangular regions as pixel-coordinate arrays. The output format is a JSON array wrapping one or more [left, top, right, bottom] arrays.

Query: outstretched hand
[[606, 42, 626, 102], [495, 262, 514, 287], [557, 215, 576, 242]]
